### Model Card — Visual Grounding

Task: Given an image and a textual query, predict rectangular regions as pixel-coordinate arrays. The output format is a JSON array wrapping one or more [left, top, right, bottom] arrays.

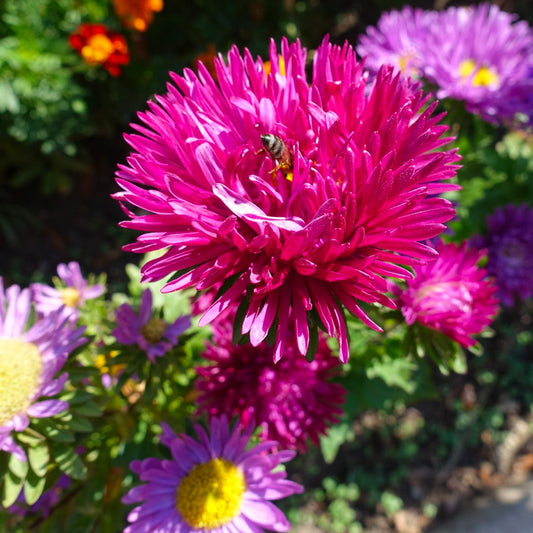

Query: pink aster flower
[[0, 279, 86, 461], [475, 204, 533, 307], [112, 288, 190, 362], [122, 415, 303, 532], [114, 36, 460, 363], [195, 314, 346, 452], [394, 239, 499, 348], [32, 261, 105, 321]]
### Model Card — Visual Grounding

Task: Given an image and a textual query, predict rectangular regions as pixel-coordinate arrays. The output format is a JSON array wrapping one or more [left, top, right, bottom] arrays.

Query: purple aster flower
[[0, 279, 86, 461], [359, 4, 533, 125], [357, 6, 437, 79], [112, 288, 191, 362], [394, 239, 499, 348], [122, 415, 303, 532], [114, 36, 460, 364], [475, 204, 533, 307], [195, 313, 346, 452], [423, 4, 533, 124], [32, 261, 105, 321]]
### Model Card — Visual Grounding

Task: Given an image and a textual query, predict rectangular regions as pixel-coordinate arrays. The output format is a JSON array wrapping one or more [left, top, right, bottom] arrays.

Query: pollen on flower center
[[82, 34, 114, 63], [176, 458, 246, 529], [0, 339, 43, 426], [61, 287, 81, 308], [458, 59, 499, 87], [140, 318, 166, 344]]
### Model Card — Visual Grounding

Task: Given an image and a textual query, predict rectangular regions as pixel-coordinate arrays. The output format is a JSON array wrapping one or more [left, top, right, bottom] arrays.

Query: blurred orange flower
[[69, 23, 129, 76], [113, 0, 163, 32], [194, 43, 218, 79]]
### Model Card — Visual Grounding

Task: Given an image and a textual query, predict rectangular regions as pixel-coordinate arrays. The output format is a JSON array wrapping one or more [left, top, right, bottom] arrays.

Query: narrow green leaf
[[46, 426, 75, 443], [70, 401, 101, 417], [64, 416, 93, 433], [23, 470, 46, 506], [53, 445, 87, 480], [2, 471, 24, 507], [8, 454, 29, 479], [27, 444, 50, 477]]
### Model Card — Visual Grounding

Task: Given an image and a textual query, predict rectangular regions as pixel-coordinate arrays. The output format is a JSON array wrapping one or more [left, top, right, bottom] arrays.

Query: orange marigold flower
[[69, 23, 130, 76], [113, 0, 163, 32]]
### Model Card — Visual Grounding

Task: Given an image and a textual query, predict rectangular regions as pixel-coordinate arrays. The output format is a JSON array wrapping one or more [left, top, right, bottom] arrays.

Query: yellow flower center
[[60, 287, 81, 308], [458, 59, 499, 87], [0, 339, 43, 426], [140, 318, 166, 344], [176, 458, 246, 529], [81, 34, 115, 64]]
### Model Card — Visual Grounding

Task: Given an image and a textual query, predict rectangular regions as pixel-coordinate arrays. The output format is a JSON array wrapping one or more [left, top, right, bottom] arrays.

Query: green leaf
[[8, 453, 28, 479], [2, 470, 24, 507], [46, 426, 75, 443], [70, 401, 102, 417], [320, 422, 354, 464], [53, 445, 87, 480], [64, 416, 93, 433], [23, 469, 46, 505], [27, 443, 50, 477]]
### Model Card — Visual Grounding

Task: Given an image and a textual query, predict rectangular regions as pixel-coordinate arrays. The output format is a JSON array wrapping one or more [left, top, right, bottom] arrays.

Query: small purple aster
[[195, 314, 346, 452], [475, 204, 533, 307], [0, 279, 86, 461], [122, 415, 303, 532], [358, 3, 533, 125], [357, 6, 437, 79], [32, 261, 105, 321], [112, 288, 191, 362], [394, 240, 499, 348]]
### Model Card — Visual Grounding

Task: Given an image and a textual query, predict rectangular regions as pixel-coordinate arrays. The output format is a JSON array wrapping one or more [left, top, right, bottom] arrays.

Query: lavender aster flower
[[196, 314, 346, 452], [424, 4, 533, 123], [357, 6, 437, 79], [395, 240, 499, 348], [112, 288, 190, 362], [358, 4, 533, 124], [476, 204, 533, 306], [114, 36, 460, 363], [122, 416, 303, 532], [0, 279, 86, 461], [32, 261, 105, 321]]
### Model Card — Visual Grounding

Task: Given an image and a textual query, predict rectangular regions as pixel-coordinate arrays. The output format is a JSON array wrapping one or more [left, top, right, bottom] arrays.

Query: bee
[[260, 134, 293, 180]]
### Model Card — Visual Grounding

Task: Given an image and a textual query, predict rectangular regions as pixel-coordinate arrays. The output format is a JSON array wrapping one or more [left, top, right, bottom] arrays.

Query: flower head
[[112, 288, 190, 362], [113, 0, 163, 32], [358, 4, 533, 124], [122, 416, 303, 532], [0, 279, 86, 461], [357, 6, 437, 79], [114, 36, 460, 363], [475, 204, 533, 307], [195, 314, 346, 452], [69, 23, 129, 76], [32, 261, 105, 322], [394, 240, 499, 348]]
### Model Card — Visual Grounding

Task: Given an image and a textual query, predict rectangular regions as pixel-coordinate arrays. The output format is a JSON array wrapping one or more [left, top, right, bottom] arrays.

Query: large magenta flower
[[114, 37, 460, 363], [394, 240, 499, 348], [195, 314, 346, 452]]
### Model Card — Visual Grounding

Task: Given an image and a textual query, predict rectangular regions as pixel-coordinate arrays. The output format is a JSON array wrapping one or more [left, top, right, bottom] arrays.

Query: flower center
[[60, 287, 81, 308], [458, 59, 499, 87], [0, 339, 43, 426], [82, 34, 114, 64], [140, 318, 166, 344], [176, 458, 246, 529]]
